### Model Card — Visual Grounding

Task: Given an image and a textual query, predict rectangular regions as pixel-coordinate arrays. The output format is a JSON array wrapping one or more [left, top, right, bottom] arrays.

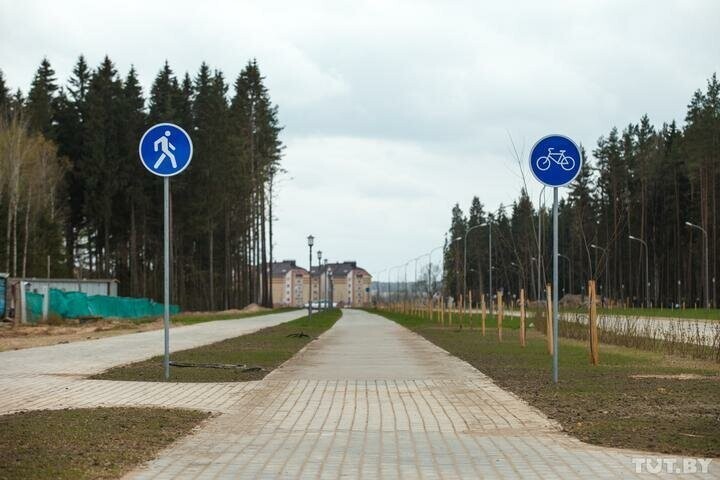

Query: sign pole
[[139, 122, 192, 383], [552, 186, 559, 383], [163, 176, 170, 381]]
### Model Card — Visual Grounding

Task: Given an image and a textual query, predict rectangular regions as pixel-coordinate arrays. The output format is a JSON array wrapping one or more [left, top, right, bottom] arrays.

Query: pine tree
[[0, 69, 10, 114], [26, 58, 58, 137], [82, 55, 123, 275]]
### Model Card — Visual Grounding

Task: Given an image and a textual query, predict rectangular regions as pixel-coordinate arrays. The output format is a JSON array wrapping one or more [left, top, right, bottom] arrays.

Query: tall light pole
[[317, 250, 322, 310], [463, 223, 486, 302], [558, 254, 571, 295], [451, 236, 463, 304], [537, 186, 546, 303], [426, 245, 444, 296], [685, 221, 709, 309], [487, 223, 493, 315], [590, 244, 608, 300], [628, 235, 649, 308], [307, 235, 314, 317], [375, 267, 386, 303], [324, 259, 330, 307]]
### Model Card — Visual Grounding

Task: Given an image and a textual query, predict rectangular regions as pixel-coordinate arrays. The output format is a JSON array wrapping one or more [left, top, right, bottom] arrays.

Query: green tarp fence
[[25, 288, 180, 323]]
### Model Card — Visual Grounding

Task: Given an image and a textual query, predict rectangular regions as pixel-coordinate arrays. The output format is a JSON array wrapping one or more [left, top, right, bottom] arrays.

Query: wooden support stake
[[546, 283, 554, 355], [589, 279, 599, 365], [519, 288, 526, 347], [481, 294, 486, 336], [497, 290, 504, 342]]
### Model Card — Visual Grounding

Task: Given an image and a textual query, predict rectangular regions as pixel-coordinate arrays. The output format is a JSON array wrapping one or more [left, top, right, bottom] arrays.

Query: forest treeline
[[444, 73, 719, 308], [0, 56, 282, 310]]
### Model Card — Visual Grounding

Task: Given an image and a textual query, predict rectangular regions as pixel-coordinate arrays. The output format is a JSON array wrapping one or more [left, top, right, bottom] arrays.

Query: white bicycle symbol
[[536, 148, 576, 172]]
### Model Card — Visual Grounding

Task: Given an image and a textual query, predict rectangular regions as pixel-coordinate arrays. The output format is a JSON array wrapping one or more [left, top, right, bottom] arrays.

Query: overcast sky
[[1, 0, 718, 279]]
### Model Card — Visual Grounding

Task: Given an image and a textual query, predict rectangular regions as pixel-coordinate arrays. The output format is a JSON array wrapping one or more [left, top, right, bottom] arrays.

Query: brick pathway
[[0, 310, 304, 414], [124, 309, 716, 479]]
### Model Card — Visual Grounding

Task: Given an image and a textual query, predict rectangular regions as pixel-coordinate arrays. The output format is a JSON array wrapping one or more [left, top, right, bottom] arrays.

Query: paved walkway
[[125, 310, 715, 479], [0, 310, 304, 414]]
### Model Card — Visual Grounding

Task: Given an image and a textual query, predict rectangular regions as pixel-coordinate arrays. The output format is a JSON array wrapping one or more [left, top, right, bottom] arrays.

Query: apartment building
[[271, 260, 372, 307]]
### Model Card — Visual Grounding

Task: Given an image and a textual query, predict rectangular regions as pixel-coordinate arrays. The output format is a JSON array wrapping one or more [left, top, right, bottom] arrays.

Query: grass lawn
[[559, 306, 720, 321], [0, 407, 209, 480], [375, 309, 720, 457], [93, 308, 341, 382]]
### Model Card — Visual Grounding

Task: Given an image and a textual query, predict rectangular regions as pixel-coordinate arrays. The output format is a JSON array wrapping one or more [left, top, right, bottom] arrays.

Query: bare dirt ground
[[0, 303, 270, 352], [0, 318, 165, 352]]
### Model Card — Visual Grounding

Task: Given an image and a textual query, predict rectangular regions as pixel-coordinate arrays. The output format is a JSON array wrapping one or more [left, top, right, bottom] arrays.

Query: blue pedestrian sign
[[139, 123, 193, 177], [529, 134, 582, 187]]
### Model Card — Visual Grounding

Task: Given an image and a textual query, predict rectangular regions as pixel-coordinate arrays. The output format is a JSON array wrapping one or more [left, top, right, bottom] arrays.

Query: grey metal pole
[[163, 177, 170, 381], [552, 187, 559, 384], [537, 187, 545, 302], [645, 244, 649, 308], [704, 230, 709, 309], [308, 245, 312, 318], [488, 223, 493, 315]]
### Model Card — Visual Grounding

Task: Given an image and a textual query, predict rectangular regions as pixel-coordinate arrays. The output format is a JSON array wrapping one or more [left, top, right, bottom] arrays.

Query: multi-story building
[[271, 260, 372, 308], [313, 261, 372, 307], [271, 260, 309, 308]]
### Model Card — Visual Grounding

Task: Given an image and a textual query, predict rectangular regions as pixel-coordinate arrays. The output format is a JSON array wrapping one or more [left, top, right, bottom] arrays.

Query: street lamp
[[317, 250, 322, 310], [537, 186, 547, 304], [324, 259, 330, 308], [307, 235, 314, 317], [426, 245, 445, 295], [463, 223, 486, 302], [685, 221, 709, 309], [451, 236, 463, 300], [590, 244, 609, 300], [558, 254, 571, 296], [628, 235, 650, 308]]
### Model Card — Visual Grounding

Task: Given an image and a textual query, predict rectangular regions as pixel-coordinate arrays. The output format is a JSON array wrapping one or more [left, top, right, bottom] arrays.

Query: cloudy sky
[[1, 0, 718, 279]]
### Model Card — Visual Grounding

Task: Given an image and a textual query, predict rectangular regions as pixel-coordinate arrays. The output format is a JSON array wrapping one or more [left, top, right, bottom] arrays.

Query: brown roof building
[[271, 260, 372, 308]]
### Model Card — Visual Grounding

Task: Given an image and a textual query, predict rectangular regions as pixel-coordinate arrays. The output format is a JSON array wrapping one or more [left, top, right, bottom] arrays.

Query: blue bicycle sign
[[535, 148, 576, 172], [529, 135, 582, 187]]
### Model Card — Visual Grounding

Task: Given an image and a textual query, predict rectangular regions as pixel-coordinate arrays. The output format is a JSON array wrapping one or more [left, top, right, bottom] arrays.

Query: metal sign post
[[529, 134, 582, 384], [139, 123, 193, 381]]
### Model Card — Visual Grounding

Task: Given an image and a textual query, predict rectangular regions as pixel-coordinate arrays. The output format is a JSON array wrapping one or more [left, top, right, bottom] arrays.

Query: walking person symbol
[[153, 130, 177, 169]]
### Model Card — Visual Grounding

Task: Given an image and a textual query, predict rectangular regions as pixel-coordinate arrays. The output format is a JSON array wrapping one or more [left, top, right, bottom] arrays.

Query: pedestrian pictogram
[[139, 123, 193, 177]]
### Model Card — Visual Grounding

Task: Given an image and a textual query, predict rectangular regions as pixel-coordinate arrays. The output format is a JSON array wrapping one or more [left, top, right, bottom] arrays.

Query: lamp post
[[427, 245, 444, 296], [307, 235, 314, 317], [375, 267, 386, 303], [317, 250, 322, 310], [451, 236, 463, 304], [510, 261, 523, 298], [463, 223, 486, 302], [537, 186, 547, 303], [628, 235, 650, 308], [685, 221, 709, 309], [487, 223, 493, 315], [558, 254, 571, 295], [590, 244, 608, 300], [324, 258, 329, 308]]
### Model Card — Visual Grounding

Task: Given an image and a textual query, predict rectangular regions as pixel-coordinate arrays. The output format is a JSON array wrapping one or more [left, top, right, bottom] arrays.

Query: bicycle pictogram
[[535, 148, 576, 172]]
